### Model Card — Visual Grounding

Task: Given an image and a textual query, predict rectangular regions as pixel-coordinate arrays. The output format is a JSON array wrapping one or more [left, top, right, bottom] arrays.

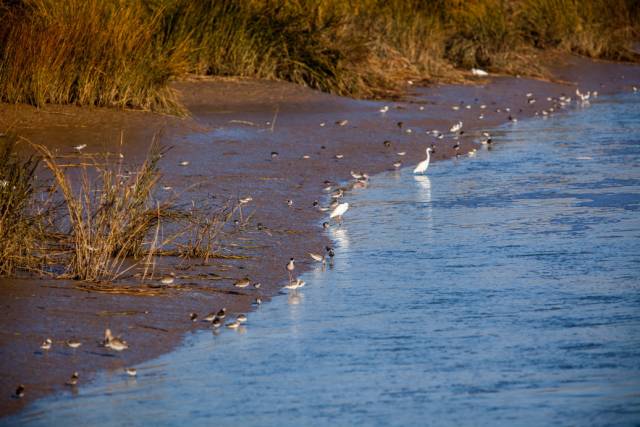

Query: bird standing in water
[[330, 202, 349, 224], [326, 246, 335, 266], [413, 147, 432, 175], [286, 258, 295, 283], [65, 372, 79, 386]]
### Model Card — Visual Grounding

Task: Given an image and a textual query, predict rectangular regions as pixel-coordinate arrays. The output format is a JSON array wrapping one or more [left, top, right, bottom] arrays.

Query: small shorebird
[[204, 312, 216, 322], [160, 273, 175, 285], [66, 340, 82, 349], [106, 336, 129, 351], [393, 160, 402, 169], [239, 196, 253, 204], [190, 312, 198, 322], [40, 338, 52, 351], [103, 329, 128, 351], [330, 203, 349, 223], [471, 68, 488, 76], [234, 277, 251, 288], [125, 368, 137, 377], [14, 385, 25, 399], [413, 148, 432, 175], [216, 308, 226, 319], [253, 297, 262, 305], [73, 144, 87, 152], [226, 320, 241, 329], [350, 171, 367, 180], [271, 151, 279, 159], [286, 199, 294, 207], [65, 372, 79, 386], [283, 278, 305, 290], [450, 121, 463, 133], [253, 282, 261, 289], [397, 151, 406, 156], [212, 318, 223, 328], [237, 314, 247, 323], [286, 258, 295, 283], [379, 105, 389, 113], [309, 253, 325, 264], [334, 154, 344, 159], [179, 160, 190, 166], [336, 119, 348, 126], [322, 222, 330, 229], [324, 246, 336, 265], [326, 246, 335, 265], [103, 328, 113, 345], [383, 140, 392, 148]]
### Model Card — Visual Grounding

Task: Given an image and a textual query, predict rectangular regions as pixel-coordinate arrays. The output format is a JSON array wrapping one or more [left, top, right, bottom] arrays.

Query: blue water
[[7, 94, 640, 426]]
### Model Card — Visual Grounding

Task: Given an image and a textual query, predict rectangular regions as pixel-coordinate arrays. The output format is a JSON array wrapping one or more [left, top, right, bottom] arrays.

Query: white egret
[[471, 68, 488, 76], [413, 147, 432, 175], [329, 202, 349, 222]]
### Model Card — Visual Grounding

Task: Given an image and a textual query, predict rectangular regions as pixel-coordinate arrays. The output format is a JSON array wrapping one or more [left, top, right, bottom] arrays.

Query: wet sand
[[1, 53, 639, 417]]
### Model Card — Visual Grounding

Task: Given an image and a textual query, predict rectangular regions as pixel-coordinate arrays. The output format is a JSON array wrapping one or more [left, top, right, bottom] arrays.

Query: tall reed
[[1, 0, 638, 113], [33, 142, 166, 281], [0, 135, 43, 275]]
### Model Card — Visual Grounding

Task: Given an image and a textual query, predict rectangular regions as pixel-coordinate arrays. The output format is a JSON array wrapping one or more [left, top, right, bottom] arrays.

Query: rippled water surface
[[7, 95, 640, 426]]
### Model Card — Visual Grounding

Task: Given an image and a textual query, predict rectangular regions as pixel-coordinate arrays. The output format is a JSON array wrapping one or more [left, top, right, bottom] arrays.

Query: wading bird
[[330, 203, 349, 223], [287, 258, 295, 283], [413, 148, 432, 175]]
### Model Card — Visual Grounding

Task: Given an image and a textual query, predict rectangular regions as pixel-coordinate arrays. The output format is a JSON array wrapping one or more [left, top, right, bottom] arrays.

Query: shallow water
[[7, 94, 640, 426]]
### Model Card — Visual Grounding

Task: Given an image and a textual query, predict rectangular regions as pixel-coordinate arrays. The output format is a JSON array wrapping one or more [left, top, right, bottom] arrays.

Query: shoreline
[[1, 53, 639, 418]]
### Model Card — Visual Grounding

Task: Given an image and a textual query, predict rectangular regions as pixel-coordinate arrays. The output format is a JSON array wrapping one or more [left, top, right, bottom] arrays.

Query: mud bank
[[1, 53, 638, 417]]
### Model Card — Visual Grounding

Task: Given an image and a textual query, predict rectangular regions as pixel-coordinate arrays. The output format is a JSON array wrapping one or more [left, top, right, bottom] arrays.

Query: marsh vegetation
[[1, 0, 638, 114], [0, 135, 245, 282]]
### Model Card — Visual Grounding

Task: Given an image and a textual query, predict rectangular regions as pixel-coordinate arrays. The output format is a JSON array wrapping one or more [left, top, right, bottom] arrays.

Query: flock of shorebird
[[13, 328, 135, 398], [14, 84, 616, 401]]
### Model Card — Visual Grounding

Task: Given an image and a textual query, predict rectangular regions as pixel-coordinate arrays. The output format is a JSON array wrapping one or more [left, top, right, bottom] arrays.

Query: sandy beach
[[1, 52, 639, 417]]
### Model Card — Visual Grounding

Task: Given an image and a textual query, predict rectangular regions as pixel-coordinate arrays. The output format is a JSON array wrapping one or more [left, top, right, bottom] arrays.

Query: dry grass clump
[[1, 0, 638, 112], [175, 201, 242, 264], [0, 135, 46, 275], [0, 138, 240, 283], [32, 142, 169, 281]]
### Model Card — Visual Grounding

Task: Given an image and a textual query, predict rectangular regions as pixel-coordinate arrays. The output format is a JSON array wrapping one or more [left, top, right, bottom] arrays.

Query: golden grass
[[0, 136, 242, 283], [32, 140, 168, 281], [0, 135, 47, 275], [0, 0, 638, 113]]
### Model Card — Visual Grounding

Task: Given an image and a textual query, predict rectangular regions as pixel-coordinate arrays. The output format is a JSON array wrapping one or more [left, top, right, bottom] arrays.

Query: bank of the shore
[[0, 53, 639, 417]]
